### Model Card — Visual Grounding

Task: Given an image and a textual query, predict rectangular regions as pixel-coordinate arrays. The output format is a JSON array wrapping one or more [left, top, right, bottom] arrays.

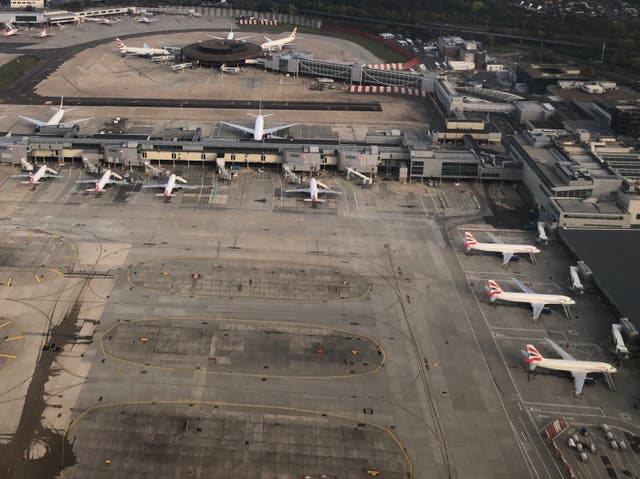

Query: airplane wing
[[486, 232, 504, 244], [11, 174, 29, 178], [572, 371, 587, 395], [263, 123, 299, 136], [512, 277, 535, 294], [19, 116, 47, 127], [174, 184, 198, 189], [317, 187, 342, 195], [143, 43, 151, 49], [76, 179, 97, 183], [220, 121, 255, 136], [207, 34, 223, 40], [59, 118, 92, 127], [141, 183, 167, 189], [531, 303, 546, 320], [236, 35, 254, 41], [285, 187, 311, 194], [264, 35, 273, 42], [501, 252, 514, 265], [109, 180, 129, 185], [544, 338, 576, 361]]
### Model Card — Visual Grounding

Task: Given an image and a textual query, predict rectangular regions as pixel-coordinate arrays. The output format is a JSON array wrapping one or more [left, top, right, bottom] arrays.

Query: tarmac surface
[[0, 167, 637, 479]]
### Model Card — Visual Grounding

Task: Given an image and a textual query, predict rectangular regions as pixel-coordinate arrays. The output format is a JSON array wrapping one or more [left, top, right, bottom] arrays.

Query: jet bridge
[[216, 157, 232, 181], [346, 167, 372, 185], [283, 164, 301, 184]]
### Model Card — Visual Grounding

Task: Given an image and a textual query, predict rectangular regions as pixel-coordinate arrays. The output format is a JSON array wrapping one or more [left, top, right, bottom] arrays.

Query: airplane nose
[[610, 367, 618, 373]]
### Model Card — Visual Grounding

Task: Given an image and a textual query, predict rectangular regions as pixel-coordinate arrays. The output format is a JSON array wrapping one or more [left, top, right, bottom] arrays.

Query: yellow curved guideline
[[99, 316, 386, 380], [62, 399, 413, 478]]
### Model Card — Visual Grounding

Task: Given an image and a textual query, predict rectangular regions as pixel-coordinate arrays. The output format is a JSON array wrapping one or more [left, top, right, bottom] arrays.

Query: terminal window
[[411, 162, 424, 176], [441, 162, 478, 177]]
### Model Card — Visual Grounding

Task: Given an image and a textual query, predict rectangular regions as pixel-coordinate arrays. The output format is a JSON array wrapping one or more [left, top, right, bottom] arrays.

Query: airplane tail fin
[[291, 27, 297, 39], [115, 37, 126, 51], [524, 344, 543, 369], [485, 280, 502, 300], [463, 231, 477, 250]]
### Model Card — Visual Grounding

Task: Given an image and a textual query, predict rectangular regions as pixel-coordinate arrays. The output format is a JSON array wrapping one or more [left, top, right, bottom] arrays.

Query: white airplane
[[76, 169, 129, 195], [142, 173, 197, 202], [486, 278, 575, 320], [19, 97, 92, 131], [115, 37, 169, 57], [221, 106, 298, 141], [208, 27, 253, 41], [3, 27, 18, 37], [464, 231, 540, 265], [31, 29, 55, 38], [260, 27, 297, 51], [85, 17, 116, 25], [524, 339, 616, 395], [11, 165, 59, 187], [136, 16, 157, 24], [285, 177, 341, 204]]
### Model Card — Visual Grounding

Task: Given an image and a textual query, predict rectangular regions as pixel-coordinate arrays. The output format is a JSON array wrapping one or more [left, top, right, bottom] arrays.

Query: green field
[[0, 55, 39, 87], [237, 25, 406, 63]]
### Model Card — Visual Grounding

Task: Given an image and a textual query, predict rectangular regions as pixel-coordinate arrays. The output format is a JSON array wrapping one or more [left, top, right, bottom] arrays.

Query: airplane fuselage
[[261, 28, 296, 51], [95, 170, 120, 193], [47, 108, 65, 126], [309, 177, 319, 202], [468, 243, 540, 255], [490, 291, 575, 306], [253, 115, 265, 140], [29, 165, 51, 185], [164, 174, 177, 198], [531, 357, 616, 374]]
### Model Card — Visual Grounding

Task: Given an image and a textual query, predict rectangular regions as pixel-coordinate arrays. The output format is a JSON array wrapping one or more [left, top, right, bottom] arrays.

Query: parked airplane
[[524, 339, 616, 395], [11, 164, 59, 186], [285, 177, 341, 204], [19, 97, 92, 131], [221, 106, 298, 141], [260, 27, 297, 51], [208, 27, 253, 41], [3, 27, 18, 37], [85, 17, 116, 25], [486, 278, 575, 320], [464, 231, 540, 265], [142, 173, 196, 202], [115, 37, 169, 57], [76, 169, 128, 195], [136, 16, 157, 24], [29, 29, 54, 38]]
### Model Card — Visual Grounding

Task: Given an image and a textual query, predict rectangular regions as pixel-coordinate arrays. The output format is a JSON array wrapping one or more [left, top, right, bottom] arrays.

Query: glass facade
[[298, 60, 352, 81], [441, 162, 478, 177]]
